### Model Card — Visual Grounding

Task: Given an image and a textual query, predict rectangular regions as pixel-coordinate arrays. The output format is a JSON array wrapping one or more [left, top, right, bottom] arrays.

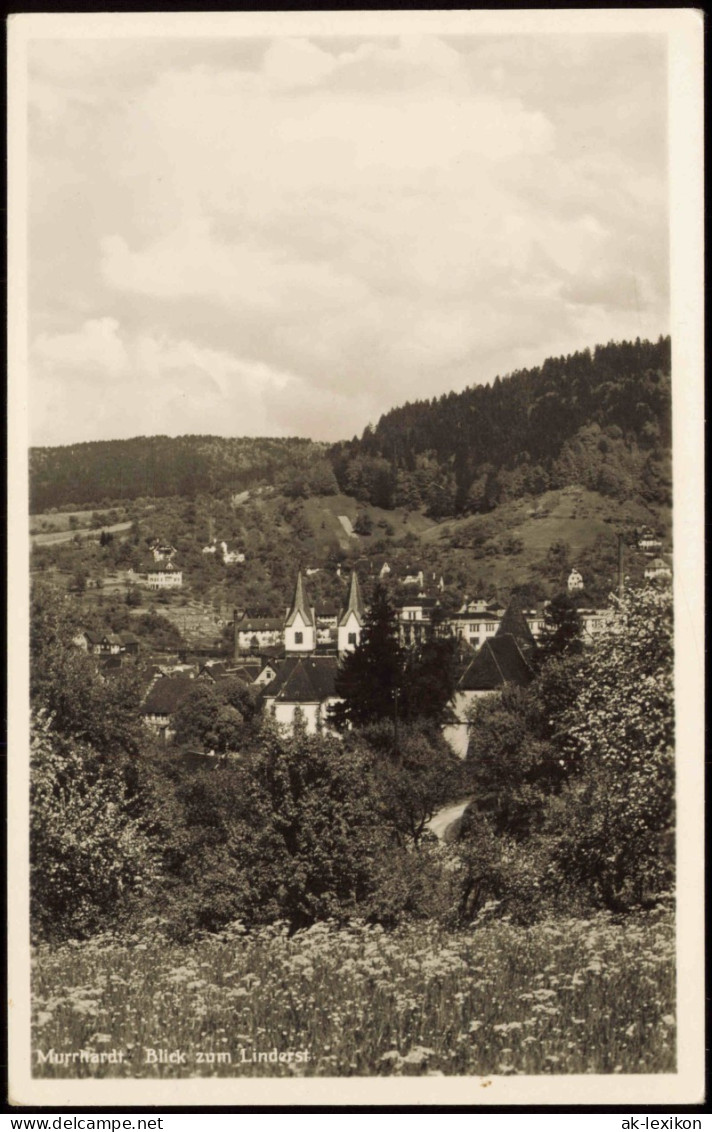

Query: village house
[[73, 629, 123, 656], [447, 600, 502, 650], [567, 567, 584, 592], [221, 541, 245, 565], [119, 631, 140, 655], [397, 595, 438, 646], [443, 596, 536, 758], [140, 673, 195, 743], [644, 557, 672, 581], [150, 541, 177, 563], [129, 564, 183, 589], [316, 603, 340, 647], [234, 615, 284, 653], [262, 656, 340, 735], [637, 527, 662, 553]]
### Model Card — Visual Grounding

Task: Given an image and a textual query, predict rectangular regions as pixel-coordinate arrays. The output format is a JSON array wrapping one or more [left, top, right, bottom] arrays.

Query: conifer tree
[[332, 584, 403, 731]]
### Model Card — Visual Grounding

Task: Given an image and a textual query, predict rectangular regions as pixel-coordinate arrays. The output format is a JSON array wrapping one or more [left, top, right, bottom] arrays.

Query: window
[[348, 632, 357, 645], [294, 631, 303, 644]]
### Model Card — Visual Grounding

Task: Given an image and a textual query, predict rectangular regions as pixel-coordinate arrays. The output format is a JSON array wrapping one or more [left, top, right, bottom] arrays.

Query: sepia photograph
[[7, 9, 704, 1109]]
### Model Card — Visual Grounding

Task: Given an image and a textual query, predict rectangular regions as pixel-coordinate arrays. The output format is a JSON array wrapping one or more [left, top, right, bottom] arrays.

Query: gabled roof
[[119, 632, 140, 645], [141, 674, 195, 715], [458, 636, 533, 692], [339, 571, 365, 627], [229, 664, 262, 683], [198, 661, 228, 680], [317, 603, 340, 618], [496, 594, 537, 654], [285, 572, 315, 628], [263, 656, 338, 704], [238, 618, 283, 633]]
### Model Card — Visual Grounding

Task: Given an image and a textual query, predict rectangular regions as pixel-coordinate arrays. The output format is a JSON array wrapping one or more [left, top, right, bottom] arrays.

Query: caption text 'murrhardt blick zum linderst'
[[35, 1046, 310, 1068]]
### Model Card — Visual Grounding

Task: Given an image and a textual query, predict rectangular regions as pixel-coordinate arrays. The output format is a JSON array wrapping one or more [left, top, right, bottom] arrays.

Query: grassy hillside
[[32, 476, 669, 630]]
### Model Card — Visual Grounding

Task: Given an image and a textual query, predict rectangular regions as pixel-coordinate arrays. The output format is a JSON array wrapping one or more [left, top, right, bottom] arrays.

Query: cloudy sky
[[26, 28, 668, 447]]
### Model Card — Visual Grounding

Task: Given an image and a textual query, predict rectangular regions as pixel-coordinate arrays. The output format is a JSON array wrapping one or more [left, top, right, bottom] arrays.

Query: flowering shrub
[[554, 585, 674, 908], [31, 714, 155, 941]]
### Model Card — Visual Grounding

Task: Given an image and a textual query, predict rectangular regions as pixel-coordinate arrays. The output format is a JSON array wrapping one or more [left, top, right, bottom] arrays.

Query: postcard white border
[[7, 7, 705, 1108]]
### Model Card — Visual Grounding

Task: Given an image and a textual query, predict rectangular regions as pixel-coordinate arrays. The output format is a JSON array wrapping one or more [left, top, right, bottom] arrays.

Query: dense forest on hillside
[[30, 337, 671, 521], [331, 337, 672, 517], [30, 435, 335, 512]]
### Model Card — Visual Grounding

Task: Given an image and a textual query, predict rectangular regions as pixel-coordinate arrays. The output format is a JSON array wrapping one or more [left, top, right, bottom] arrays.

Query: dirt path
[[337, 514, 356, 538], [426, 799, 472, 842]]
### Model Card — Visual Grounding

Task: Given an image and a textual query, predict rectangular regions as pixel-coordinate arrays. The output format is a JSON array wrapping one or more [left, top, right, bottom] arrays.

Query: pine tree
[[331, 584, 403, 731], [537, 593, 584, 660]]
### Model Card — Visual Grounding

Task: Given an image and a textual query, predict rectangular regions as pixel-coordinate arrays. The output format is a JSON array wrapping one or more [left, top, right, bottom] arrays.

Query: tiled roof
[[264, 656, 338, 704], [458, 637, 533, 692], [229, 665, 261, 683], [317, 603, 340, 618], [238, 618, 283, 632], [141, 674, 195, 715]]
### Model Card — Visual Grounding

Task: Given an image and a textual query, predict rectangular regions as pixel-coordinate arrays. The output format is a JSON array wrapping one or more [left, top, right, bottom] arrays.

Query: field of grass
[[32, 908, 674, 1079]]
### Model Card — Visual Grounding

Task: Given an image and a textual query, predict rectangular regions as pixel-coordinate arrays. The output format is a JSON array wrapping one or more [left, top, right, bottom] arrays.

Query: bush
[[31, 715, 154, 941]]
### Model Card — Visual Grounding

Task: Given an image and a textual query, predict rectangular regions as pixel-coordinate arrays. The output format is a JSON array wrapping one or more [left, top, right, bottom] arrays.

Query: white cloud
[[27, 32, 669, 445]]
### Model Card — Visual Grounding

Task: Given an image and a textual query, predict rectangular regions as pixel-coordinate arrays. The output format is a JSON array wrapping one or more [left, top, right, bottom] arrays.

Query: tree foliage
[[460, 585, 674, 917], [31, 582, 145, 757], [331, 337, 671, 517], [332, 584, 404, 731], [30, 714, 154, 940], [536, 593, 584, 661], [552, 586, 674, 909]]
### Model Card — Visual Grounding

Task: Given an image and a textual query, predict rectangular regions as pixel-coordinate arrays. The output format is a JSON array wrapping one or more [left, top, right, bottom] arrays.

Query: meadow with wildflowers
[[32, 905, 675, 1078], [29, 584, 677, 1080]]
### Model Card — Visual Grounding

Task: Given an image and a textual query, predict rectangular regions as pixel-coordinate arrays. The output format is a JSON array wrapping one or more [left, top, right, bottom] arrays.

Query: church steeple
[[285, 571, 316, 654], [339, 570, 365, 627], [338, 570, 365, 657]]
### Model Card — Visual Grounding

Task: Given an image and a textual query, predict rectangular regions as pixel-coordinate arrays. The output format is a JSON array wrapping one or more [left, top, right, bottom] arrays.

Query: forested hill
[[30, 435, 334, 511], [330, 337, 672, 517]]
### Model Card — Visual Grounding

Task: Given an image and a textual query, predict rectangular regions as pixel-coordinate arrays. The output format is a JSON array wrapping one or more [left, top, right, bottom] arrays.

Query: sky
[[26, 29, 669, 447]]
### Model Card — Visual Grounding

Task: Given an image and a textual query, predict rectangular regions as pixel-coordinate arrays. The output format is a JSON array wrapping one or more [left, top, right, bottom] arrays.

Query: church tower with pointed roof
[[337, 570, 365, 658], [284, 571, 316, 654]]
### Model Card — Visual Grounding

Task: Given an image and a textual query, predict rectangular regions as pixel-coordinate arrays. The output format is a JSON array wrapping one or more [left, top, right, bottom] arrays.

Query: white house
[[145, 565, 183, 589], [637, 528, 662, 553], [150, 542, 177, 563], [644, 558, 672, 581], [397, 596, 438, 645], [447, 611, 500, 650], [235, 616, 283, 652], [337, 571, 365, 657], [284, 572, 316, 654], [567, 568, 584, 592], [262, 656, 341, 735], [221, 541, 245, 565]]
